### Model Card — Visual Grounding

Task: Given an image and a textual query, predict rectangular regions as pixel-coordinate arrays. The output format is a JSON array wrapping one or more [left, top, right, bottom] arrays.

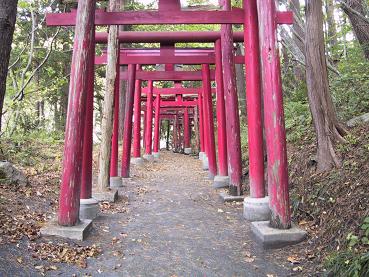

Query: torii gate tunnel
[[46, 0, 296, 236]]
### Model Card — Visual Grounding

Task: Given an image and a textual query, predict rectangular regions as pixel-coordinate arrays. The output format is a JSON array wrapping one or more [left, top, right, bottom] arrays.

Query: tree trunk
[[0, 0, 18, 132], [97, 0, 119, 191], [341, 0, 369, 60], [325, 0, 338, 51], [305, 0, 347, 172], [235, 43, 246, 125]]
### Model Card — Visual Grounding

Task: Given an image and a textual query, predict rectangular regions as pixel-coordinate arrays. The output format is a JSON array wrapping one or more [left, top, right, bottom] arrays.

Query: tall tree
[[305, 0, 347, 172], [325, 0, 338, 51], [341, 0, 369, 60], [0, 0, 18, 132]]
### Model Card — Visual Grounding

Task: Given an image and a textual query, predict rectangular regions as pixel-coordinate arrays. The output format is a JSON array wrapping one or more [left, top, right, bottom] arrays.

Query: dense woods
[[0, 0, 368, 275]]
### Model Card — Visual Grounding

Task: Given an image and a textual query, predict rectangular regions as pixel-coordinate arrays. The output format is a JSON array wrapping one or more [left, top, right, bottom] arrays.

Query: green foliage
[[284, 101, 312, 143], [325, 217, 369, 277]]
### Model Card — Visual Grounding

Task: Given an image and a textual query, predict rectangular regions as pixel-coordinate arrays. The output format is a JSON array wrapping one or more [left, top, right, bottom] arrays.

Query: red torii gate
[[42, 0, 306, 248]]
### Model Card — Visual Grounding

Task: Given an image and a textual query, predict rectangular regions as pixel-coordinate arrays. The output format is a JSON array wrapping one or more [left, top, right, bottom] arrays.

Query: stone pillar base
[[40, 219, 92, 241], [152, 152, 160, 159], [202, 156, 209, 170], [80, 198, 99, 220], [213, 175, 229, 189], [251, 221, 306, 249], [184, 148, 192, 155], [199, 152, 205, 160], [93, 189, 118, 203], [243, 196, 270, 222], [143, 154, 154, 161], [131, 157, 144, 165], [110, 176, 123, 188]]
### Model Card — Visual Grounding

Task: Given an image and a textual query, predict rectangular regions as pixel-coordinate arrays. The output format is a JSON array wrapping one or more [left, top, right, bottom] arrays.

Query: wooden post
[[202, 64, 217, 179], [257, 0, 291, 229], [143, 110, 147, 149], [214, 39, 228, 177], [80, 25, 95, 200], [132, 65, 142, 158], [244, 0, 265, 198], [97, 0, 119, 191], [121, 64, 136, 178], [184, 107, 190, 149], [198, 92, 205, 154], [194, 105, 200, 153], [58, 0, 96, 226], [221, 0, 243, 196], [145, 80, 154, 155], [110, 53, 120, 177], [153, 94, 161, 153]]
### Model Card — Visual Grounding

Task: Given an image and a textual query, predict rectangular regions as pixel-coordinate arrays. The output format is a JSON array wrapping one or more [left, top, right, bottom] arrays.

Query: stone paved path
[[0, 151, 292, 276]]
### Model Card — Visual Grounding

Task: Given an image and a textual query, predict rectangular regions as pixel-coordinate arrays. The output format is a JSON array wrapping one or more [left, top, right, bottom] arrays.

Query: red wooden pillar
[[202, 64, 217, 179], [257, 0, 291, 229], [80, 25, 95, 200], [143, 110, 147, 150], [198, 92, 205, 155], [214, 40, 228, 177], [132, 65, 142, 158], [244, 0, 265, 198], [110, 53, 120, 177], [153, 94, 161, 154], [58, 0, 96, 226], [221, 0, 243, 196], [184, 107, 190, 149], [173, 112, 178, 151], [121, 64, 137, 178], [145, 80, 154, 156]]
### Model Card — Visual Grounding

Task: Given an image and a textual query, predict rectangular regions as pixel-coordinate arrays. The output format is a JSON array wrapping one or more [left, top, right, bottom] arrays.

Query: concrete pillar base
[[143, 154, 154, 161], [213, 175, 229, 189], [40, 219, 92, 241], [199, 152, 205, 160], [251, 221, 306, 249], [79, 198, 99, 220], [219, 191, 245, 202], [243, 196, 270, 222], [131, 157, 144, 165], [184, 148, 192, 155], [93, 189, 118, 203], [110, 176, 123, 188], [202, 156, 209, 170], [152, 152, 160, 159]]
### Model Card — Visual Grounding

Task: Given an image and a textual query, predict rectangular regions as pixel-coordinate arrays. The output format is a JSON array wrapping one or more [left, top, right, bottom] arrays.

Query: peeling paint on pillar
[[110, 52, 120, 177], [257, 0, 291, 229], [121, 64, 137, 178], [58, 0, 96, 226], [133, 65, 142, 158]]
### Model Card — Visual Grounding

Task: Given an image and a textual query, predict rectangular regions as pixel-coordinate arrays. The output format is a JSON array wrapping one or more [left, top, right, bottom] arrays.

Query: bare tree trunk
[[0, 0, 18, 132], [325, 0, 338, 50], [341, 0, 369, 60], [97, 0, 119, 191], [305, 0, 347, 172], [235, 43, 246, 124]]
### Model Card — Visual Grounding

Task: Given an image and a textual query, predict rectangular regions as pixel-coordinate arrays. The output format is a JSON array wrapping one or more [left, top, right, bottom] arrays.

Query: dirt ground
[[0, 150, 310, 277]]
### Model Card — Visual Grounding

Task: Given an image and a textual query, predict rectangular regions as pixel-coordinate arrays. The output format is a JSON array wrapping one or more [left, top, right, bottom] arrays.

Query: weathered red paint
[[121, 64, 136, 178], [202, 64, 217, 179], [257, 0, 291, 229], [183, 107, 190, 149], [198, 92, 205, 153], [132, 65, 142, 158], [221, 0, 242, 196], [58, 0, 96, 226], [80, 26, 95, 200], [119, 70, 215, 81], [145, 81, 154, 155], [153, 95, 161, 153], [46, 9, 292, 26], [46, 9, 245, 26], [143, 110, 147, 150], [94, 31, 245, 43], [110, 53, 120, 177], [214, 40, 228, 177], [244, 0, 265, 198]]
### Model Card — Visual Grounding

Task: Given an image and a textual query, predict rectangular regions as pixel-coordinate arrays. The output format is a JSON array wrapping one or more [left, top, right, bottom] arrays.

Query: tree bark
[[325, 0, 338, 50], [97, 0, 119, 190], [341, 0, 369, 60], [0, 0, 18, 132], [305, 0, 347, 172]]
